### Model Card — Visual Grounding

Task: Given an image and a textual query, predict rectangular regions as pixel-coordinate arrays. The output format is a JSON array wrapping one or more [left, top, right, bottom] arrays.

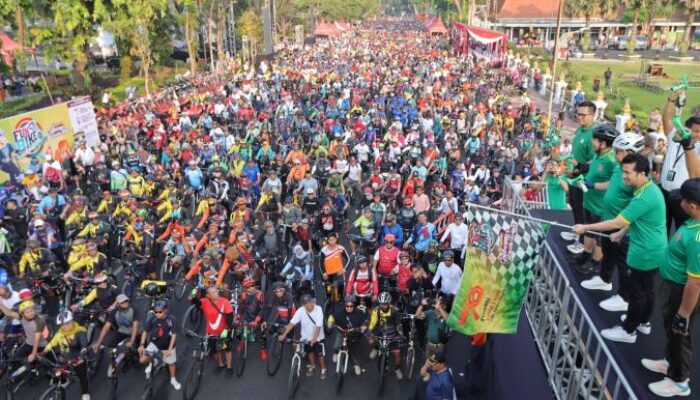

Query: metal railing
[[504, 178, 637, 400], [502, 178, 550, 212]]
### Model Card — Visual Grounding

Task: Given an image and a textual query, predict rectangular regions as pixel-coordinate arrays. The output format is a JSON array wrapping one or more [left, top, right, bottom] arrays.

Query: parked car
[[608, 35, 650, 50]]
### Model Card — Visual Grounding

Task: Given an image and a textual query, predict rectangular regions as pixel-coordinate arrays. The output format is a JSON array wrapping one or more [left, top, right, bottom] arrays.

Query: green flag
[[447, 207, 547, 334]]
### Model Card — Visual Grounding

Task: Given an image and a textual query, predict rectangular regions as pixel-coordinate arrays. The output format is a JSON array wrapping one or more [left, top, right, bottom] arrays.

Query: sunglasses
[[154, 310, 165, 314], [345, 304, 355, 308], [386, 241, 395, 244]]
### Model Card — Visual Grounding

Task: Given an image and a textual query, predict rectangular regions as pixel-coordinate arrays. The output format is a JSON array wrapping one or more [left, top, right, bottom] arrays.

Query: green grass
[[0, 93, 46, 119], [562, 59, 700, 129], [107, 66, 180, 103]]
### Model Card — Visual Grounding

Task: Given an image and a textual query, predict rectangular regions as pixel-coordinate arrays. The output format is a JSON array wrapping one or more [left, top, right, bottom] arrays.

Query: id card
[[666, 170, 676, 182]]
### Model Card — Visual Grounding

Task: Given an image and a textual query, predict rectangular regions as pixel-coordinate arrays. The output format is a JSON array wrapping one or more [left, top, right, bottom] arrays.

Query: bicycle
[[183, 330, 228, 400], [334, 326, 355, 394], [286, 339, 324, 400], [121, 258, 148, 298], [1, 340, 41, 400], [106, 339, 137, 400], [402, 313, 420, 381], [141, 349, 167, 400], [256, 255, 282, 293], [265, 322, 286, 376], [36, 356, 81, 400], [234, 321, 257, 377], [73, 308, 106, 379], [373, 333, 403, 396]]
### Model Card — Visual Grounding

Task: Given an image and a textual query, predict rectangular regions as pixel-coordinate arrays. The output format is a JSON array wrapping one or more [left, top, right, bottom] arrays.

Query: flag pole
[[465, 202, 610, 238]]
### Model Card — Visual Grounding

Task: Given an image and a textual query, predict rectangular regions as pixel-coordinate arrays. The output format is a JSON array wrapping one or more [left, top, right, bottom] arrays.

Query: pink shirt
[[412, 193, 430, 213]]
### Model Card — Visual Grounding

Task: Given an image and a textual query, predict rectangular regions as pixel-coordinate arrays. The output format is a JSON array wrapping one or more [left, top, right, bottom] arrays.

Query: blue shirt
[[38, 195, 66, 216], [185, 168, 204, 189], [410, 223, 436, 252], [243, 165, 260, 183], [426, 369, 454, 400], [379, 223, 404, 245]]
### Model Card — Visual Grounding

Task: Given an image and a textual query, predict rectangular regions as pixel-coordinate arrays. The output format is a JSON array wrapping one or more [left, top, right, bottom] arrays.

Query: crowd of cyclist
[[0, 18, 569, 400]]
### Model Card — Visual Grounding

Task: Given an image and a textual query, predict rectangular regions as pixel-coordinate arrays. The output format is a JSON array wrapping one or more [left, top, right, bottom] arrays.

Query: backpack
[[44, 166, 61, 183]]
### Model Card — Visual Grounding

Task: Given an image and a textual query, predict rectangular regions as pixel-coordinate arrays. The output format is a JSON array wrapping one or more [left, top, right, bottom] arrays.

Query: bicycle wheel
[[377, 354, 387, 396], [174, 270, 187, 300], [405, 346, 415, 381], [158, 259, 171, 281], [181, 305, 203, 334], [108, 376, 118, 400], [287, 356, 300, 400], [183, 358, 205, 400], [38, 387, 64, 400], [235, 338, 247, 377], [87, 348, 104, 380], [266, 336, 284, 376], [335, 351, 347, 394]]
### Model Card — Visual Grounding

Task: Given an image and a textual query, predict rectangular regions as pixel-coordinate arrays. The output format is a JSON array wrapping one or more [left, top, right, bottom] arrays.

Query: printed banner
[[447, 207, 546, 334], [0, 97, 98, 185]]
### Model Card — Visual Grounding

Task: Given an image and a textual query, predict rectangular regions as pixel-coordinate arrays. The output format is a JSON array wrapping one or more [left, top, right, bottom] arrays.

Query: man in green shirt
[[573, 153, 667, 343], [576, 125, 618, 275], [581, 133, 646, 315], [545, 160, 569, 210], [561, 101, 597, 255], [642, 178, 700, 397]]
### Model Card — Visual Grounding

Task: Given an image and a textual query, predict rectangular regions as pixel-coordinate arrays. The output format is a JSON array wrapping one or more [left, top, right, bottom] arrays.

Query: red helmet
[[242, 277, 255, 288], [403, 197, 412, 205], [384, 234, 396, 242]]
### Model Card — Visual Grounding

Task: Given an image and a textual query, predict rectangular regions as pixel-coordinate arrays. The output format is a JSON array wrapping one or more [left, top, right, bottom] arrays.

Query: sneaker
[[320, 368, 327, 379], [581, 276, 612, 291], [648, 378, 691, 397], [601, 326, 637, 343], [107, 364, 115, 378], [575, 260, 600, 275], [354, 365, 362, 376], [641, 359, 669, 375], [145, 363, 152, 379], [560, 231, 578, 241], [567, 242, 584, 254], [332, 352, 338, 363], [170, 377, 181, 390], [81, 395, 91, 400], [395, 368, 403, 380], [599, 295, 628, 312], [305, 365, 316, 377], [369, 349, 378, 360], [620, 315, 651, 335], [260, 349, 268, 361]]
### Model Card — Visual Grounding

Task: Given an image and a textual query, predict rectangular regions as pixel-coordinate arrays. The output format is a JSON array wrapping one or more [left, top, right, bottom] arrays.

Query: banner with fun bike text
[[0, 97, 99, 185], [447, 206, 546, 334]]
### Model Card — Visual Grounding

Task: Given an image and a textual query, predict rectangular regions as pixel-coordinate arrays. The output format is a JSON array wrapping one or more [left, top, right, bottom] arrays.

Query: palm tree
[[679, 0, 700, 52], [598, 0, 618, 58]]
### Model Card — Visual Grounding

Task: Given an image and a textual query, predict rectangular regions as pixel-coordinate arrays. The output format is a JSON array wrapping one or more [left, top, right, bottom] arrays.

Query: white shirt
[[432, 262, 462, 296], [348, 164, 362, 182], [74, 147, 95, 167], [290, 305, 325, 342], [660, 132, 700, 191], [0, 291, 21, 326], [441, 222, 468, 250]]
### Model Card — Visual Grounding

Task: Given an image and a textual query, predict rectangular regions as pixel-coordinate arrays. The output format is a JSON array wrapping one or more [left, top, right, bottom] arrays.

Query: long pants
[[660, 279, 700, 382], [600, 235, 631, 301], [622, 268, 656, 334], [569, 185, 585, 226]]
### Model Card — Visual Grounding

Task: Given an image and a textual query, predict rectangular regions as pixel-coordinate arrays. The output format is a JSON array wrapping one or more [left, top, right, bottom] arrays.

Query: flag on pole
[[447, 206, 547, 334]]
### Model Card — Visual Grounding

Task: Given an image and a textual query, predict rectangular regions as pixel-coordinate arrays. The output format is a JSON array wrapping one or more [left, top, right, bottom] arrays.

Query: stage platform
[[531, 209, 700, 400]]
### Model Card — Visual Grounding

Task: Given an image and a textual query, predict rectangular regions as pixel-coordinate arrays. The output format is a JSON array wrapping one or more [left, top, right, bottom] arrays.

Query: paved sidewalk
[[509, 87, 579, 140]]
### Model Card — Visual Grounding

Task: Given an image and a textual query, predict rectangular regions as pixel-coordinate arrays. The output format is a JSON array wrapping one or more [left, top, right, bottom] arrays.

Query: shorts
[[303, 341, 325, 356], [145, 342, 177, 365]]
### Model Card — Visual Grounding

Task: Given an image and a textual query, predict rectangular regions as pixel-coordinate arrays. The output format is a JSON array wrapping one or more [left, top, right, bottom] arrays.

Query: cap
[[18, 288, 33, 301], [111, 294, 129, 304], [34, 219, 45, 227]]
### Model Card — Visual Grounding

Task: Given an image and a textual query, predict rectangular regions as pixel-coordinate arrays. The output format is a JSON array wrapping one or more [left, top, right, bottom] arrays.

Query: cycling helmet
[[94, 272, 109, 283], [242, 277, 256, 288], [143, 282, 159, 297], [356, 255, 368, 264], [56, 310, 74, 325], [443, 250, 455, 259], [27, 239, 40, 249], [592, 124, 619, 145], [344, 295, 357, 304], [384, 234, 396, 242], [271, 281, 286, 291], [399, 251, 410, 259], [378, 292, 392, 305], [153, 299, 169, 311], [613, 132, 645, 153], [137, 209, 148, 218], [428, 240, 439, 248]]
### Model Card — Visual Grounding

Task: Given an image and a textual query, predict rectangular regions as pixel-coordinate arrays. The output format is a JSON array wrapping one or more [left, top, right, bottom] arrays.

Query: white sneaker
[[145, 363, 152, 379], [395, 368, 403, 380], [620, 314, 652, 335], [81, 395, 91, 400], [648, 378, 691, 397], [332, 352, 338, 363], [560, 231, 578, 241], [170, 377, 181, 390], [581, 276, 612, 291], [354, 365, 362, 376], [369, 349, 378, 360], [601, 325, 637, 343], [599, 295, 628, 312], [641, 359, 669, 375], [567, 242, 584, 254]]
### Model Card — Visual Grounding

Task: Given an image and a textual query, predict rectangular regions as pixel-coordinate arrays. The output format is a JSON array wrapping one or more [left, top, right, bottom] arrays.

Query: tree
[[237, 8, 263, 41], [109, 0, 169, 97], [173, 0, 201, 77], [679, 0, 700, 51], [565, 0, 598, 28]]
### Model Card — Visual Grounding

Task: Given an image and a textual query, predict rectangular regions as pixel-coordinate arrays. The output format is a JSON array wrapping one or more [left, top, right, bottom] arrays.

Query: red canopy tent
[[0, 32, 21, 66], [313, 21, 340, 37], [452, 22, 507, 59], [425, 17, 448, 35]]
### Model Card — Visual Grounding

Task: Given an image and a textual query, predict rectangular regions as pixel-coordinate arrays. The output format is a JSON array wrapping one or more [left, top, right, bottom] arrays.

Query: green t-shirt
[[583, 149, 616, 217], [619, 180, 667, 270], [424, 309, 446, 345], [545, 173, 568, 210], [571, 125, 595, 165], [660, 220, 700, 285], [602, 163, 635, 220]]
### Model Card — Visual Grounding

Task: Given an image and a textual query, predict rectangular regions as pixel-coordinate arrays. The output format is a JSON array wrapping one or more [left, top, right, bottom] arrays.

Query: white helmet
[[613, 132, 645, 153], [56, 310, 74, 325]]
